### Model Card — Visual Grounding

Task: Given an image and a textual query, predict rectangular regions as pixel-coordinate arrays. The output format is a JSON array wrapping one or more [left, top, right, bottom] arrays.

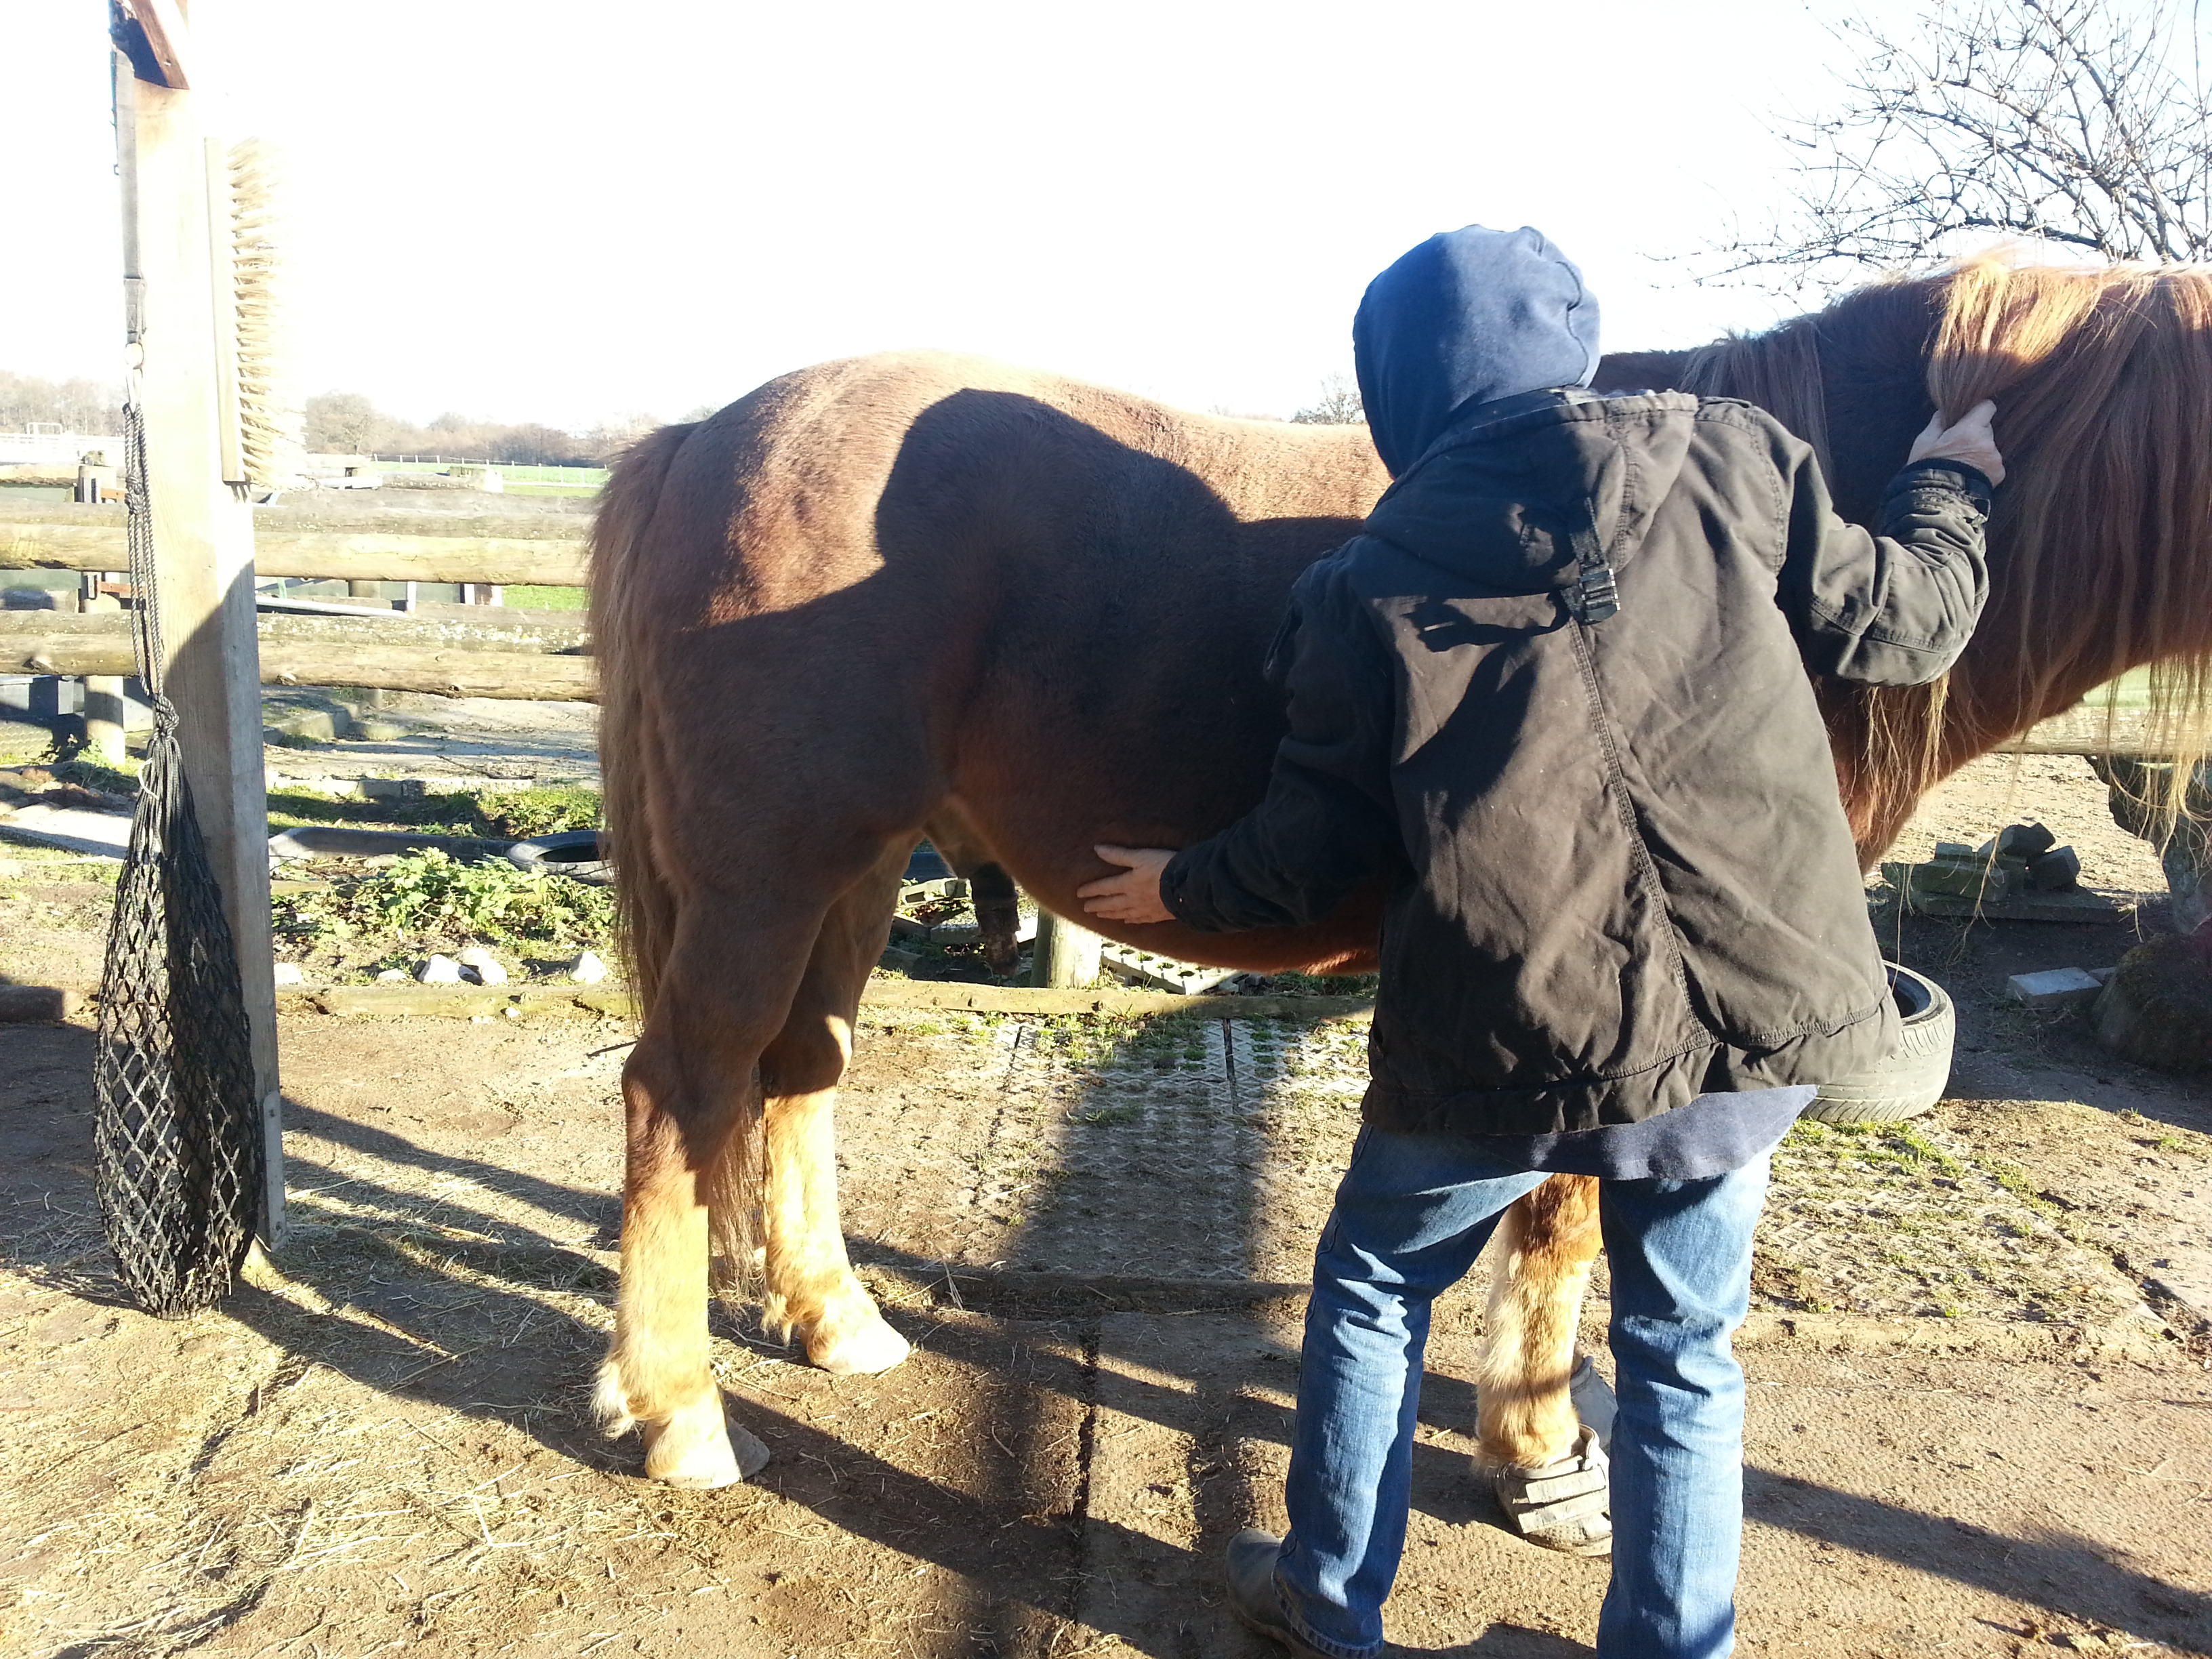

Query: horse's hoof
[[642, 1391, 766, 1488], [806, 1309, 912, 1376], [1489, 1425, 1612, 1556]]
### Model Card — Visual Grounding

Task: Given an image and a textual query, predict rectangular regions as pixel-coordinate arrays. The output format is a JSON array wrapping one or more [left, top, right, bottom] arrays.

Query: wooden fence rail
[[0, 504, 2197, 747], [1, 519, 588, 586], [0, 503, 588, 540], [0, 611, 595, 700]]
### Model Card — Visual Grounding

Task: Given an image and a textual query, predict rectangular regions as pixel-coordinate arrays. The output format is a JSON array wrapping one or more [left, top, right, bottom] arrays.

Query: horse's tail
[[590, 421, 699, 1025]]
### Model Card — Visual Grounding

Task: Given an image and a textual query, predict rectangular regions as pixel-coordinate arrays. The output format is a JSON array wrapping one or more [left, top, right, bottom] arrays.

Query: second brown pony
[[589, 253, 2212, 1492]]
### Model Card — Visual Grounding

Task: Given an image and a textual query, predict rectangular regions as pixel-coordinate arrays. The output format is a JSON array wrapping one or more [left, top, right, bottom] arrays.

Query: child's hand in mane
[[1910, 398, 2005, 485]]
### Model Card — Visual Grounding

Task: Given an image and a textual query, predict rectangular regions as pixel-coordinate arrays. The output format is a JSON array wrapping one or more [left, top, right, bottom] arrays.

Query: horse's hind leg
[[750, 846, 913, 1374], [596, 893, 827, 1489], [1477, 1174, 1604, 1467]]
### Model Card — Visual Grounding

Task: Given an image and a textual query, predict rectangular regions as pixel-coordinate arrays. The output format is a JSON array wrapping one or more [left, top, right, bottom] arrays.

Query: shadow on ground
[[6, 1002, 2211, 1656]]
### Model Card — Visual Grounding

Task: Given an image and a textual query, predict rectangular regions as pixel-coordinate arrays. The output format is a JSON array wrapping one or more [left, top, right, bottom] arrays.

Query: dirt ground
[[3, 750, 2211, 1657]]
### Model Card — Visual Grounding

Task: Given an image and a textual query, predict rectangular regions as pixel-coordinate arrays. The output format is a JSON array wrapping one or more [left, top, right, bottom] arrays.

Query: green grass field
[[504, 585, 588, 610], [2097, 666, 2156, 708]]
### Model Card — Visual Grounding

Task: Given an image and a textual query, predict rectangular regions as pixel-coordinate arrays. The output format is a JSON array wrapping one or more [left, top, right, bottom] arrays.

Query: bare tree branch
[[1710, 0, 2212, 287], [1289, 373, 1366, 426]]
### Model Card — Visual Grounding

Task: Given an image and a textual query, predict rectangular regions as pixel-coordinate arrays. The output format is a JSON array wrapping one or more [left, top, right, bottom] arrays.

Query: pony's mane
[[1682, 251, 2212, 851]]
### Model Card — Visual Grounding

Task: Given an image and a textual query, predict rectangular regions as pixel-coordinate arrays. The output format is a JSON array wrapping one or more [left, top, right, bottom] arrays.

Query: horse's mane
[[1679, 250, 2212, 849]]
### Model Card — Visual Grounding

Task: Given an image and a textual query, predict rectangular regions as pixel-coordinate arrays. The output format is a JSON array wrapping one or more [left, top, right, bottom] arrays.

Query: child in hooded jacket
[[1079, 224, 2001, 1659]]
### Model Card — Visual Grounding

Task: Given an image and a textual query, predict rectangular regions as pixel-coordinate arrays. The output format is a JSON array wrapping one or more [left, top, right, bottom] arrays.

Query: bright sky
[[7, 0, 1944, 430]]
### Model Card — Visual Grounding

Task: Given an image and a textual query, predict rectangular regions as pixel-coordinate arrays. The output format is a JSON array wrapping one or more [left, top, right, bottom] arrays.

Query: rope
[[92, 385, 264, 1318]]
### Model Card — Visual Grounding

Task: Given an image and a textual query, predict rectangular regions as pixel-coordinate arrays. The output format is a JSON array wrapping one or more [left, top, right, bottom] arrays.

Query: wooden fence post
[[83, 675, 130, 764], [114, 18, 287, 1249], [1031, 909, 1103, 989]]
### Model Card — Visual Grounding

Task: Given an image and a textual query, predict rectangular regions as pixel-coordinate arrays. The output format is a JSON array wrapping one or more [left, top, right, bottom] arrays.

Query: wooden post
[[1031, 909, 1103, 989], [114, 19, 287, 1249], [83, 675, 129, 764]]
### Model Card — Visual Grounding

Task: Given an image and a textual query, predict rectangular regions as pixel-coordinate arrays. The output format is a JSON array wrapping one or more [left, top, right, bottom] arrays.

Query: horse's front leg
[[1477, 1173, 1610, 1553], [755, 850, 912, 1376], [758, 1084, 912, 1374]]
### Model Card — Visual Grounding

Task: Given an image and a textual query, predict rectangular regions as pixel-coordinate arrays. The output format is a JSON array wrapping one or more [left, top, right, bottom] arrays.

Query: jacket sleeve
[[1775, 438, 1993, 687], [1158, 563, 1406, 933]]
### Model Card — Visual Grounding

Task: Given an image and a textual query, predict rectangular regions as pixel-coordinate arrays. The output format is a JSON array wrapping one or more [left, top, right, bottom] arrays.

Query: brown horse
[[588, 252, 2212, 1490]]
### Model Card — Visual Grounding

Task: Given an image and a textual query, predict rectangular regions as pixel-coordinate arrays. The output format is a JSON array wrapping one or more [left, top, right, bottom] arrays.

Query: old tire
[[506, 830, 612, 885], [1802, 962, 1954, 1125]]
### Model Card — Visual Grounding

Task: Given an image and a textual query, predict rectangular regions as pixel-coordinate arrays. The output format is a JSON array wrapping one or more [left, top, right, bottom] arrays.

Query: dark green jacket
[[1162, 388, 1991, 1135]]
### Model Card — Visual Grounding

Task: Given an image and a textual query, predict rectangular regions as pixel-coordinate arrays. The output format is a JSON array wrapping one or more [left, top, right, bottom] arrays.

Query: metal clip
[[1573, 562, 1620, 624]]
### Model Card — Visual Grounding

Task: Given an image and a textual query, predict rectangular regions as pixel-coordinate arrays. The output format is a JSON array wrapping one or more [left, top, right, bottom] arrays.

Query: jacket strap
[[1567, 502, 1620, 624]]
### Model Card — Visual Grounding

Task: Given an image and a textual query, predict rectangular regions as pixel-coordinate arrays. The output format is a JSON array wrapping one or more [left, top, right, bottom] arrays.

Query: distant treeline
[[1, 371, 125, 435], [9, 367, 1362, 462], [306, 392, 710, 466], [0, 369, 695, 466]]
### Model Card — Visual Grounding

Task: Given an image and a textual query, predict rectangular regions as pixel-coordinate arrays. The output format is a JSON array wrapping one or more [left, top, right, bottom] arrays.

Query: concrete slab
[[2007, 966, 2105, 1009], [0, 800, 129, 857]]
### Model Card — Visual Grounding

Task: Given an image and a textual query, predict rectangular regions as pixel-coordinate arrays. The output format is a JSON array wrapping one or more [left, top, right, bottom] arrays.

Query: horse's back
[[678, 348, 1379, 594], [601, 350, 1385, 745]]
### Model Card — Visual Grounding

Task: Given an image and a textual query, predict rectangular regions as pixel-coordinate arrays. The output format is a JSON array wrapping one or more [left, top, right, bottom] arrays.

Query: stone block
[[1993, 822, 2058, 859], [1912, 858, 2024, 903], [2026, 846, 2081, 890], [358, 777, 426, 802], [2007, 967, 2103, 1010]]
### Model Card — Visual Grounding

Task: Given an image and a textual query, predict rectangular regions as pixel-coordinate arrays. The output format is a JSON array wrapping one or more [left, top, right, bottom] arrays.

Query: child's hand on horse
[[1079, 845, 1176, 924], [1908, 398, 2005, 485]]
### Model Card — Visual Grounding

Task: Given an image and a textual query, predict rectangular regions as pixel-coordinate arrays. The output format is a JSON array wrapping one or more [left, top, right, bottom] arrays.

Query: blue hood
[[1353, 225, 1602, 476]]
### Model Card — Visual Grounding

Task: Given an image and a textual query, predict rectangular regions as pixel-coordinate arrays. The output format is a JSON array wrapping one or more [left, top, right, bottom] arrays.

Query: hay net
[[94, 395, 263, 1318]]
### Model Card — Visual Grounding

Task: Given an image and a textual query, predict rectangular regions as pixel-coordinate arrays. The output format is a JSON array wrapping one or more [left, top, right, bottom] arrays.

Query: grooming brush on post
[[215, 138, 306, 496]]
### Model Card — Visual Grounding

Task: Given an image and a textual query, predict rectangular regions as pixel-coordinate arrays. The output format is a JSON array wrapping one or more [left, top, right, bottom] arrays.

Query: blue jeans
[[1274, 1126, 1767, 1659]]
